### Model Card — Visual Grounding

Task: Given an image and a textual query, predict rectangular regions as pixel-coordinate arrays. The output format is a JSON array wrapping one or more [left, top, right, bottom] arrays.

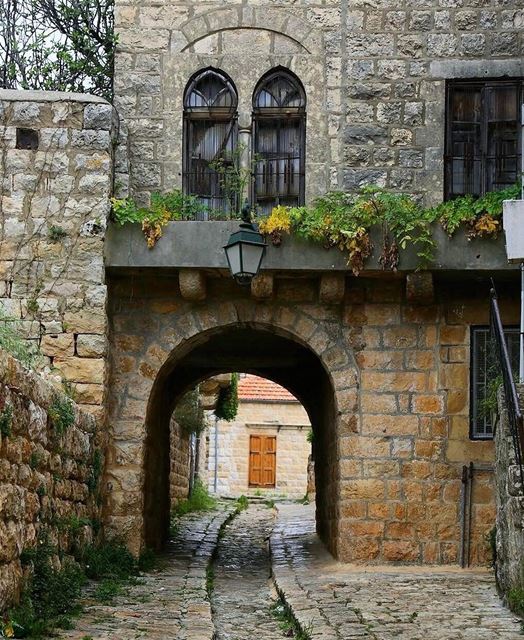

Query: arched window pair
[[183, 68, 306, 217]]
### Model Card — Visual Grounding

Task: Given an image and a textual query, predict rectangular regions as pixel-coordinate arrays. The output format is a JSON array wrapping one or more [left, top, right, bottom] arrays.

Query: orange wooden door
[[249, 435, 276, 487]]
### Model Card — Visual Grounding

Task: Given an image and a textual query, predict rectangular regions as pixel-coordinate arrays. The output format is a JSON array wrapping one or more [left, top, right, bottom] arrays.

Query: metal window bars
[[490, 285, 524, 489]]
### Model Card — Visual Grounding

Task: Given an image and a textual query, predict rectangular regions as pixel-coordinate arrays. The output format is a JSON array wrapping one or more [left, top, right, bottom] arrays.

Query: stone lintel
[[251, 273, 274, 300], [179, 269, 206, 301], [319, 273, 345, 304], [406, 272, 434, 304]]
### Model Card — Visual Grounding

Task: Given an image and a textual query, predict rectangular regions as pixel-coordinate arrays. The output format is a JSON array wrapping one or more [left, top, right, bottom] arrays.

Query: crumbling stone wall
[[114, 0, 523, 207], [0, 89, 116, 420], [495, 384, 524, 596], [0, 349, 102, 610]]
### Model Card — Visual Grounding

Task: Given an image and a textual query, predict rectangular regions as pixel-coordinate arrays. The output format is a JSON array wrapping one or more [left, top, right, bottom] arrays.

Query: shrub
[[172, 479, 217, 519], [48, 396, 75, 435]]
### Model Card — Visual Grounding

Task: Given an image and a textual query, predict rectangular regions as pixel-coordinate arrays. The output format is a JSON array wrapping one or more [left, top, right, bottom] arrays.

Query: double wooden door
[[249, 435, 276, 487]]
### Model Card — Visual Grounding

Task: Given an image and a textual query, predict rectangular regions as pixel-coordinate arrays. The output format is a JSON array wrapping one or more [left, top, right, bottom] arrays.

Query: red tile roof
[[237, 374, 298, 403]]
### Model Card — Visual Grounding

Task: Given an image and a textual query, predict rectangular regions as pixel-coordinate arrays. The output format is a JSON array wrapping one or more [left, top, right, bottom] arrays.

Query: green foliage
[[87, 449, 103, 496], [508, 588, 524, 618], [174, 388, 204, 436], [264, 498, 275, 509], [94, 579, 123, 604], [214, 374, 239, 422], [0, 405, 13, 438], [81, 542, 137, 581], [138, 548, 156, 573], [209, 143, 257, 216], [171, 479, 217, 519], [306, 429, 313, 444], [270, 599, 312, 640], [236, 495, 248, 511], [433, 183, 521, 236], [0, 310, 41, 368], [487, 526, 497, 568], [0, 0, 115, 100], [48, 396, 75, 435], [205, 565, 215, 598], [259, 183, 521, 275], [7, 537, 86, 638], [48, 225, 67, 243]]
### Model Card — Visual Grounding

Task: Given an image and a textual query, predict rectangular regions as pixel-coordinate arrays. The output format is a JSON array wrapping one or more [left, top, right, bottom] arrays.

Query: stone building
[[206, 374, 311, 499], [0, 0, 523, 575]]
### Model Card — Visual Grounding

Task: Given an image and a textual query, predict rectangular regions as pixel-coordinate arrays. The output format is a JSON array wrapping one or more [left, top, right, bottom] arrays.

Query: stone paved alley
[[58, 503, 522, 640]]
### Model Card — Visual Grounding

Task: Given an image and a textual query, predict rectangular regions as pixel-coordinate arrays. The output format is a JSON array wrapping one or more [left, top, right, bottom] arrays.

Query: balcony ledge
[[105, 220, 518, 275]]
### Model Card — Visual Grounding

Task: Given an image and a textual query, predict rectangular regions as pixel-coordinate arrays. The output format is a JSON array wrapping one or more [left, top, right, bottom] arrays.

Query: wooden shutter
[[249, 435, 276, 487]]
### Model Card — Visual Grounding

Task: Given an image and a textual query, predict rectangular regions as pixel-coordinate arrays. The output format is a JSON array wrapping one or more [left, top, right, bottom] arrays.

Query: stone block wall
[[495, 384, 524, 596], [114, 0, 523, 207], [169, 416, 191, 505], [0, 349, 102, 610], [207, 400, 311, 499], [0, 90, 117, 420]]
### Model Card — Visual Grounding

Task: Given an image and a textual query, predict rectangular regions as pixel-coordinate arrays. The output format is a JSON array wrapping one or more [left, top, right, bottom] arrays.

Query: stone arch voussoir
[[179, 6, 321, 55]]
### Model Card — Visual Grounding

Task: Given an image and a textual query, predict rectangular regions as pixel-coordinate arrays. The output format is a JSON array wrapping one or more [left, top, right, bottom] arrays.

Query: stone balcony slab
[[105, 221, 518, 274]]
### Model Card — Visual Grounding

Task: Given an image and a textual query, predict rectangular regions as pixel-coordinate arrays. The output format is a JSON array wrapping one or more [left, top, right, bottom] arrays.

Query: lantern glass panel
[[225, 242, 242, 275]]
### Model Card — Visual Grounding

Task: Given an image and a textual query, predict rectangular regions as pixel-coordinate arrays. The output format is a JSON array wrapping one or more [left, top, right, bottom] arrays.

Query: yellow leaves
[[473, 214, 499, 238], [142, 220, 164, 249], [2, 623, 15, 638], [259, 206, 292, 236]]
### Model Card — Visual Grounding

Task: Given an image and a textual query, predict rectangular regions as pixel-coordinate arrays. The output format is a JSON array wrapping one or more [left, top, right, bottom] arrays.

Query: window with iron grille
[[445, 80, 522, 200], [183, 69, 238, 218], [470, 326, 520, 439], [252, 69, 306, 215]]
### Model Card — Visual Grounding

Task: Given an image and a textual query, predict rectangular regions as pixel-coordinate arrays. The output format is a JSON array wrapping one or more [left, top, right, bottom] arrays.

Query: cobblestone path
[[58, 506, 235, 640], [271, 504, 524, 640], [211, 504, 284, 640]]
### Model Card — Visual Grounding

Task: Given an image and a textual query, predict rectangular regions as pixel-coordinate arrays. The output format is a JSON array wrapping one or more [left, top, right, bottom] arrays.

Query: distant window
[[252, 69, 306, 215], [183, 69, 238, 217], [445, 80, 522, 199], [470, 326, 520, 439]]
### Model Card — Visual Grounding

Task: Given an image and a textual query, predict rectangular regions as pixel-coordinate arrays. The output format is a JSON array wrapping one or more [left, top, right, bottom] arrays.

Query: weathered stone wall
[[495, 385, 524, 596], [0, 90, 117, 420], [208, 400, 311, 499], [0, 349, 102, 610], [169, 416, 191, 505], [114, 0, 523, 206], [106, 272, 516, 564]]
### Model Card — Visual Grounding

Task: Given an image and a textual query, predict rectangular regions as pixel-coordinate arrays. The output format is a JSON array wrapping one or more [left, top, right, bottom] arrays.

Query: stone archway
[[143, 323, 340, 553], [105, 281, 359, 560]]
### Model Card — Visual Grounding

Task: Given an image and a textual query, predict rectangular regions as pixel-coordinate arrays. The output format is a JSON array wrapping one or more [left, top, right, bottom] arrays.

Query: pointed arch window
[[252, 69, 306, 215], [183, 69, 238, 217]]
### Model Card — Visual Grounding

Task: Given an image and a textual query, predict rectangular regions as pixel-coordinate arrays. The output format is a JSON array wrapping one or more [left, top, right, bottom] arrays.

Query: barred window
[[445, 80, 522, 200], [183, 69, 238, 217], [252, 69, 306, 215], [470, 326, 520, 440]]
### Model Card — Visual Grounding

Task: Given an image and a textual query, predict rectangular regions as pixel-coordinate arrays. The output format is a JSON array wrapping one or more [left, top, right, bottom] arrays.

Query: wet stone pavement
[[271, 504, 524, 640], [56, 502, 523, 640], [211, 504, 283, 640], [58, 506, 236, 640]]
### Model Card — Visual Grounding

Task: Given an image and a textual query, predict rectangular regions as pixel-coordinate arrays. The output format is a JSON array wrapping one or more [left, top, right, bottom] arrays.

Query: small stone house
[[205, 374, 311, 499]]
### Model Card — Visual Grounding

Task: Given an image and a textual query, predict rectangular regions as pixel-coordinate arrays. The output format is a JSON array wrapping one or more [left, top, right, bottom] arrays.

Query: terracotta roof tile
[[237, 374, 298, 402]]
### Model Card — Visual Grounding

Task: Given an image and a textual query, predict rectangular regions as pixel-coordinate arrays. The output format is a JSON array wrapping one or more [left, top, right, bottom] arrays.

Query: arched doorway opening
[[142, 324, 338, 554]]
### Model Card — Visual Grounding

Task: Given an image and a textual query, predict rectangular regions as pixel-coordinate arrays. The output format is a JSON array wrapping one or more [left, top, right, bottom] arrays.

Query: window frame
[[182, 68, 239, 217], [252, 68, 307, 213], [470, 325, 520, 440], [444, 78, 523, 201]]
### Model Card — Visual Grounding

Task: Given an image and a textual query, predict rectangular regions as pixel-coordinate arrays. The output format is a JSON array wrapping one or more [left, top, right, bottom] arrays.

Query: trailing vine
[[114, 183, 520, 274], [214, 373, 239, 422], [258, 183, 520, 275]]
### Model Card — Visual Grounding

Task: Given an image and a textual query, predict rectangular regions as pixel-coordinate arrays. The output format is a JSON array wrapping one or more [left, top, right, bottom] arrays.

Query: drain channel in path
[[209, 504, 289, 640]]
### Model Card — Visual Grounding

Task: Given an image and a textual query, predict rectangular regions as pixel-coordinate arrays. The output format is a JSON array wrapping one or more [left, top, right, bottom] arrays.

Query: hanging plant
[[214, 373, 239, 422]]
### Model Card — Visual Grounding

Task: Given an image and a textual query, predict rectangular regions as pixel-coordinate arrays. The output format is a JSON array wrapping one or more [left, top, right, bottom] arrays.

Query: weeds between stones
[[270, 598, 312, 640]]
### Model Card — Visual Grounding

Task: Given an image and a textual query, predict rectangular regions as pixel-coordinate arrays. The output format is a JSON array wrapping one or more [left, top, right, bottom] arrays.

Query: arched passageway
[[143, 325, 338, 552]]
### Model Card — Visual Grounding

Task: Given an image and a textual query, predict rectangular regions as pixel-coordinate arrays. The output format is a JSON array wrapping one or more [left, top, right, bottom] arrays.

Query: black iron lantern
[[224, 219, 267, 286]]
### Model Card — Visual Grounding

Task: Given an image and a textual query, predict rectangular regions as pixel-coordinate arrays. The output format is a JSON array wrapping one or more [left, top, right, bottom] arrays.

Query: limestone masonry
[[0, 0, 523, 578]]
